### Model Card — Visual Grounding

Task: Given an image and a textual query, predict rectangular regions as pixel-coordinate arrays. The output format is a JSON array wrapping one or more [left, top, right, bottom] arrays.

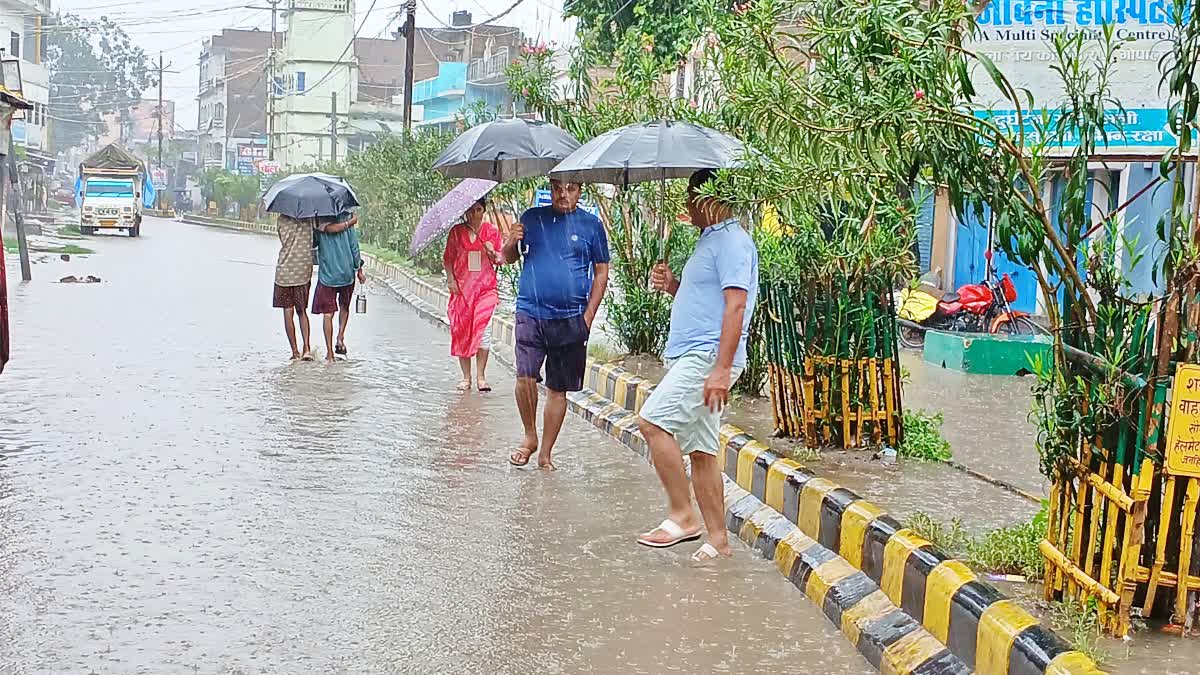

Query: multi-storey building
[[0, 0, 50, 159], [197, 28, 279, 170]]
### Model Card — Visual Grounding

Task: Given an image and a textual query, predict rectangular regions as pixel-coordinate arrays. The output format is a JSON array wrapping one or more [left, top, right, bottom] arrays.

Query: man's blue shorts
[[514, 312, 589, 392]]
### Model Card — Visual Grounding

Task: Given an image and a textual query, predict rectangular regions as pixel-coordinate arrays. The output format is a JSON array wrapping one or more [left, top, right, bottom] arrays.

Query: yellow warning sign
[[1166, 363, 1200, 477]]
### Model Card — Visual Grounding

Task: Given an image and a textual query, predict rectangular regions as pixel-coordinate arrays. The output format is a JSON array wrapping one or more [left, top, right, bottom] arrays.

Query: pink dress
[[443, 222, 502, 358]]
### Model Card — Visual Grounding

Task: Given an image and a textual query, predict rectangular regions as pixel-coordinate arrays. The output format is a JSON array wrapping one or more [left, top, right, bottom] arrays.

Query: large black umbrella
[[432, 118, 581, 182], [549, 120, 751, 258], [262, 173, 359, 218], [549, 120, 750, 185]]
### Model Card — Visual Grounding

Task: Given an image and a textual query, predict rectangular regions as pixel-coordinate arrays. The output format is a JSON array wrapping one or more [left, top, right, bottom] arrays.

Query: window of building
[[9, 32, 19, 59], [22, 18, 35, 64], [215, 102, 224, 120], [296, 71, 306, 92]]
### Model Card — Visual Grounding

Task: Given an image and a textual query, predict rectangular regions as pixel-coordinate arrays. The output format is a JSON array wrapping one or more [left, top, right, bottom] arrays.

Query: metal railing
[[468, 46, 509, 82]]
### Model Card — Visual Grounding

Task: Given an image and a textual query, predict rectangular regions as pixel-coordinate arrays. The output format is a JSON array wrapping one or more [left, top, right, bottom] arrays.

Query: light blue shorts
[[639, 351, 743, 456]]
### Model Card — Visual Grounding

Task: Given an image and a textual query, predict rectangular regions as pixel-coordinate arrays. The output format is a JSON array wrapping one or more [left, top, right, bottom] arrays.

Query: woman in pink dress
[[443, 198, 505, 392]]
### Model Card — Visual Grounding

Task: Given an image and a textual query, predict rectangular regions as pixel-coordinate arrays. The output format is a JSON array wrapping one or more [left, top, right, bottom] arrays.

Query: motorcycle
[[897, 266, 1041, 349]]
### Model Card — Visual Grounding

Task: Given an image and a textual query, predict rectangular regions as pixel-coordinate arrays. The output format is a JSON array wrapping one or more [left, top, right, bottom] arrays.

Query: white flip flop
[[690, 542, 731, 563], [636, 519, 702, 548]]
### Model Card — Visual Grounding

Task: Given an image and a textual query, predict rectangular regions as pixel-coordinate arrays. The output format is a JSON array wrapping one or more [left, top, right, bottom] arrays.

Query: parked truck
[[77, 144, 152, 237]]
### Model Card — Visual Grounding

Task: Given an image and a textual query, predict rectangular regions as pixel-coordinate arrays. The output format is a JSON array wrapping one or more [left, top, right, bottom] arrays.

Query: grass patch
[[362, 242, 412, 268], [58, 224, 82, 237], [898, 410, 952, 461], [4, 239, 93, 255], [966, 512, 1046, 579], [906, 501, 1048, 579], [908, 511, 971, 554], [1049, 598, 1108, 665], [587, 342, 626, 363]]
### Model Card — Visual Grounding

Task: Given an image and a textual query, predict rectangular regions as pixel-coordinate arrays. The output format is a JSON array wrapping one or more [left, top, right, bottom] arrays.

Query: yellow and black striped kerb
[[723, 482, 970, 674], [374, 260, 1106, 675]]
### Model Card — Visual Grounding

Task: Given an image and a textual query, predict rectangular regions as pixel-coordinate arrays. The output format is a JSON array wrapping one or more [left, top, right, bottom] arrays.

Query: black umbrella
[[432, 118, 581, 182], [549, 120, 752, 259], [262, 173, 359, 219], [549, 120, 750, 185]]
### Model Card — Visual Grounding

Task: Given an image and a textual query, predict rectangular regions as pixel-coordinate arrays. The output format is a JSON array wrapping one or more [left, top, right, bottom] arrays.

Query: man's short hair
[[688, 169, 718, 195]]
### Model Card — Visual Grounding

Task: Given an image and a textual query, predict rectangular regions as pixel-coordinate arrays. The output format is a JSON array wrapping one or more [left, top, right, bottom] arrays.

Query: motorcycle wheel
[[899, 325, 926, 349], [997, 317, 1042, 336]]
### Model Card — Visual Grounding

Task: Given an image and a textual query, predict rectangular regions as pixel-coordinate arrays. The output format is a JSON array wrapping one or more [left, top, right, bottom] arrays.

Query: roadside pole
[[401, 0, 415, 132], [3, 156, 29, 281], [330, 92, 338, 164]]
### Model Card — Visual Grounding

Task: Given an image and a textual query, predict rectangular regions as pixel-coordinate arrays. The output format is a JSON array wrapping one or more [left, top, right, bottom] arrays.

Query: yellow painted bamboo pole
[[1142, 475, 1176, 615], [1040, 539, 1122, 606], [1083, 455, 1106, 586], [1174, 479, 1200, 622], [868, 357, 881, 444], [1099, 462, 1125, 595], [1045, 480, 1062, 600]]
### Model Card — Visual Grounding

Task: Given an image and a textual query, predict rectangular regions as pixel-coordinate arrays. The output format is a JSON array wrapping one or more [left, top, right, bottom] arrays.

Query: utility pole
[[401, 0, 416, 132], [153, 54, 178, 210], [246, 0, 282, 160], [267, 0, 279, 160], [156, 52, 164, 173], [330, 91, 338, 164]]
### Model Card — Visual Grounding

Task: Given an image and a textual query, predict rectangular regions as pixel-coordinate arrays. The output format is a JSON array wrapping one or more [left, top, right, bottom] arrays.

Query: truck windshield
[[84, 179, 134, 198]]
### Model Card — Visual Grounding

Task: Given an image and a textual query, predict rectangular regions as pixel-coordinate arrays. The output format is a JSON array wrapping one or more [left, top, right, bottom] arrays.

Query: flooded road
[[0, 217, 869, 674]]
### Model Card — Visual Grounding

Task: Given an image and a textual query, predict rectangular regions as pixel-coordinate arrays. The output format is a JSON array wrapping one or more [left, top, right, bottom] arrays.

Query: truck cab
[[80, 172, 142, 237]]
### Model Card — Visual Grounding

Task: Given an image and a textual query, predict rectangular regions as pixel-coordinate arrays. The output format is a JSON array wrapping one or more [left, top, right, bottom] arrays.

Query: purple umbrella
[[410, 178, 498, 255]]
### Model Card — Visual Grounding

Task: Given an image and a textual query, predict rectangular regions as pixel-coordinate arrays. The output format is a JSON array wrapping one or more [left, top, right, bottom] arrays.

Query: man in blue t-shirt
[[636, 169, 759, 563], [501, 179, 610, 470]]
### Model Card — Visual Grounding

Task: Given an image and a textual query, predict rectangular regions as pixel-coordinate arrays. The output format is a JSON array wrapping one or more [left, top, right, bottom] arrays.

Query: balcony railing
[[468, 46, 510, 83]]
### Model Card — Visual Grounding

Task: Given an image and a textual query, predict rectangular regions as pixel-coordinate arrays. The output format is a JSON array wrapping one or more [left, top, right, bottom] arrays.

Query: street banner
[[1165, 363, 1200, 477]]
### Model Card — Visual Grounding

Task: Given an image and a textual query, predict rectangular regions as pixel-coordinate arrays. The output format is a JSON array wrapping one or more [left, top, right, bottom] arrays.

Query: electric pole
[[268, 0, 279, 160], [330, 91, 338, 164], [156, 52, 164, 173], [247, 0, 282, 160], [402, 0, 416, 132]]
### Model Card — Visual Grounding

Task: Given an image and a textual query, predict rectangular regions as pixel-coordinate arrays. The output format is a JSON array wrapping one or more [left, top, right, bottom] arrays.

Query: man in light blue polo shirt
[[637, 169, 759, 563]]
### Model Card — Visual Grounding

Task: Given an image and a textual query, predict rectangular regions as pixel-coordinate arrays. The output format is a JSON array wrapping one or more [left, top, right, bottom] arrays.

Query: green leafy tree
[[564, 0, 724, 61], [45, 13, 154, 153]]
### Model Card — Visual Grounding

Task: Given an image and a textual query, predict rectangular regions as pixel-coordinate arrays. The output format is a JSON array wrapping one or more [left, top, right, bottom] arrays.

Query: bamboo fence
[[762, 277, 903, 449]]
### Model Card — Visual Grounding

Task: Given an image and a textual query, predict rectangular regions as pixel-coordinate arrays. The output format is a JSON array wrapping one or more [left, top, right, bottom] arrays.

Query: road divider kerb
[[182, 215, 1104, 675]]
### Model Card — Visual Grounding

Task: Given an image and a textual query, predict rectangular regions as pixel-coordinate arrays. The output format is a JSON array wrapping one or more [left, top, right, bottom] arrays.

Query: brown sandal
[[509, 447, 536, 467]]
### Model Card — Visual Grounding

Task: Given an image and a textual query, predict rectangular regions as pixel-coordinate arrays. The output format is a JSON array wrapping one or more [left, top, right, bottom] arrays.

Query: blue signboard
[[533, 188, 601, 217], [977, 0, 1189, 27], [976, 108, 1179, 149]]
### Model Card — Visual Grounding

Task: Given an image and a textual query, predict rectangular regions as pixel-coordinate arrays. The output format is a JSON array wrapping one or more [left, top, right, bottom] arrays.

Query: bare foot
[[476, 378, 491, 392], [456, 379, 471, 392], [325, 354, 337, 364], [301, 350, 314, 362], [537, 452, 556, 471], [290, 351, 302, 361]]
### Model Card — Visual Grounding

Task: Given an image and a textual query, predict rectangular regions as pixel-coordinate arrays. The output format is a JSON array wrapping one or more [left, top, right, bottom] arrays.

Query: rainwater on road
[[0, 217, 869, 674]]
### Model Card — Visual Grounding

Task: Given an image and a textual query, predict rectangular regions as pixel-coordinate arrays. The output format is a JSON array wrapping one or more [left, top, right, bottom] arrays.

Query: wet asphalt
[[0, 217, 870, 674]]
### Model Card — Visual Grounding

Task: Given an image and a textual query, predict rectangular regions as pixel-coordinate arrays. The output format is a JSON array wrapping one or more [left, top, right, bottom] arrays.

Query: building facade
[[197, 28, 278, 170], [0, 0, 49, 157]]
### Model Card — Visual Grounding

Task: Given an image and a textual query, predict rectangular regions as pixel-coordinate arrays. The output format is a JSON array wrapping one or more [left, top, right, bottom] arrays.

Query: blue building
[[414, 42, 516, 130]]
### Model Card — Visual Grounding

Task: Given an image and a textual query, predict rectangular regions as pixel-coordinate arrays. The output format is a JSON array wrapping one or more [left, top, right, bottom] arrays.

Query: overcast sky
[[56, 0, 578, 131]]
